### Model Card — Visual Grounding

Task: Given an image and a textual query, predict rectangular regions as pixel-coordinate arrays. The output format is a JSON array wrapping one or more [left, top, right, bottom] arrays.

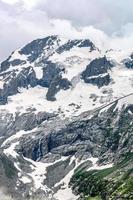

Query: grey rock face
[[56, 39, 96, 54], [0, 112, 14, 141], [10, 59, 26, 67], [0, 153, 18, 198], [19, 35, 61, 63], [0, 55, 26, 72], [82, 56, 113, 87], [124, 54, 133, 68], [16, 67, 37, 88], [44, 157, 75, 188], [0, 67, 38, 104], [0, 56, 11, 72], [46, 75, 71, 101], [78, 39, 96, 49], [17, 99, 133, 164], [0, 95, 132, 199], [13, 111, 56, 132], [38, 61, 63, 88], [37, 61, 71, 101], [0, 110, 56, 147]]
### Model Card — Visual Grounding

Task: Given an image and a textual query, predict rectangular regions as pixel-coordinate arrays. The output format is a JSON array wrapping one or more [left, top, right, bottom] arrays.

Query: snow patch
[[24, 156, 68, 193], [34, 67, 43, 79], [10, 50, 28, 62], [88, 163, 113, 171], [0, 80, 4, 89], [3, 142, 19, 158], [20, 176, 31, 184]]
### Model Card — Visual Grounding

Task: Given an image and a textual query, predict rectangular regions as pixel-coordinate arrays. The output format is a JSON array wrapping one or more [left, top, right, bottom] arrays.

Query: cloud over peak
[[0, 0, 133, 61]]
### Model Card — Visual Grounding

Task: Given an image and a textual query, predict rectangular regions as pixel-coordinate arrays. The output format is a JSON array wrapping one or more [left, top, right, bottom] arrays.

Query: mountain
[[0, 35, 132, 200]]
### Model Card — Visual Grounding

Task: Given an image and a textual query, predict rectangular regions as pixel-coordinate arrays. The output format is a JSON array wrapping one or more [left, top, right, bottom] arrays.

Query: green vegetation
[[0, 155, 17, 178], [85, 196, 102, 200], [70, 155, 133, 200]]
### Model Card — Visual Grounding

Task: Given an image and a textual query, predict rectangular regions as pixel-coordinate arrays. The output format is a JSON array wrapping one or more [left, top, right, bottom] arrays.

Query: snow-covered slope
[[0, 35, 133, 119]]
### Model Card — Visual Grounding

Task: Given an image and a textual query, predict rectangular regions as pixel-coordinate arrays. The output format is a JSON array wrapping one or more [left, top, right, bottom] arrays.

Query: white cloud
[[1, 0, 39, 9], [1, 0, 19, 4], [0, 0, 133, 61], [22, 0, 40, 9], [36, 0, 133, 34]]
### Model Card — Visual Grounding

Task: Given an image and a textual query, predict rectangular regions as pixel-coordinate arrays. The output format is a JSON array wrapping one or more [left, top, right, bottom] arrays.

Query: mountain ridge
[[0, 35, 132, 200]]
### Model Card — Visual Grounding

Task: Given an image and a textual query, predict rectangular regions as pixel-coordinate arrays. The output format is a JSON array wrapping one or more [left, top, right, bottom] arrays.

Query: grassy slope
[[70, 153, 133, 200]]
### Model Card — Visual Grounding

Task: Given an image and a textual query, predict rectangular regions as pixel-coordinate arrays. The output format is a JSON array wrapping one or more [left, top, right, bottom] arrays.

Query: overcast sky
[[1, 0, 133, 61]]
